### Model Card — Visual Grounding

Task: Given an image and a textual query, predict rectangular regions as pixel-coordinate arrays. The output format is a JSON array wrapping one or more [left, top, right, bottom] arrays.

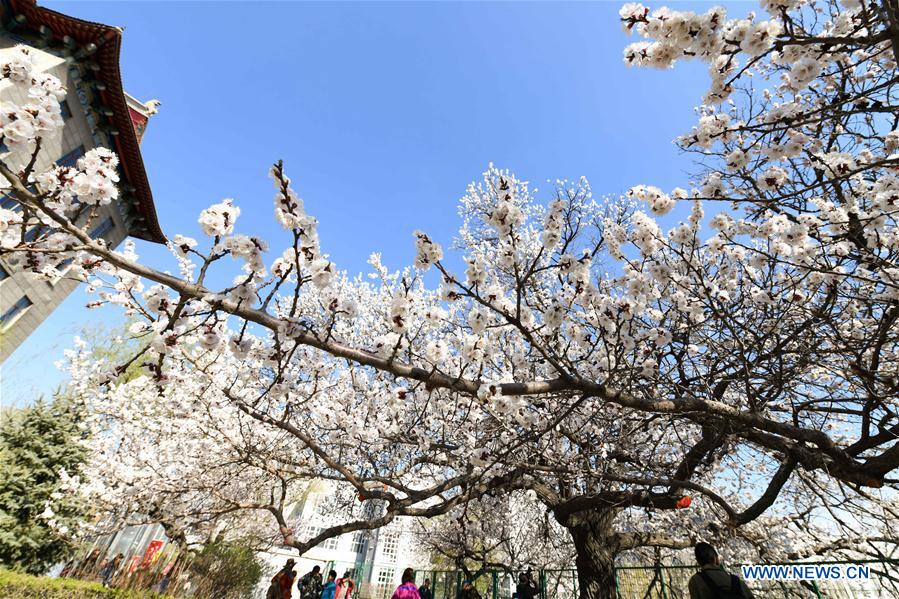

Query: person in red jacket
[[267, 559, 297, 599], [335, 570, 356, 599]]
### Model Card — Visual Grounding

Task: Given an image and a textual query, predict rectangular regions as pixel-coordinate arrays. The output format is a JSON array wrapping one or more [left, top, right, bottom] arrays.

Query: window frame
[[350, 531, 367, 554], [1, 295, 33, 329], [59, 99, 72, 120], [376, 568, 396, 599], [56, 145, 85, 168], [1, 193, 21, 212], [90, 217, 115, 240], [378, 529, 399, 563]]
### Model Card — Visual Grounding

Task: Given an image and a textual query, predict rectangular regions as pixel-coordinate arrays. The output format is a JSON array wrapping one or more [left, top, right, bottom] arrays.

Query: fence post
[[656, 564, 669, 599], [614, 567, 620, 599], [662, 567, 676, 599], [540, 570, 546, 599], [811, 580, 823, 599], [492, 571, 498, 599]]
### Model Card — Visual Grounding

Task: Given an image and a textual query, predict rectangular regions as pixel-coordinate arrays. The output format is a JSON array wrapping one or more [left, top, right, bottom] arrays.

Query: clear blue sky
[[2, 0, 742, 403]]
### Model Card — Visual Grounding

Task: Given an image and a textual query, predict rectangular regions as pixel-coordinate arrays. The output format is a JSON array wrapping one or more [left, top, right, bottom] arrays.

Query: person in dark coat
[[100, 553, 123, 588], [516, 572, 538, 599], [688, 542, 754, 599], [419, 578, 433, 599], [459, 580, 482, 599], [299, 565, 323, 599]]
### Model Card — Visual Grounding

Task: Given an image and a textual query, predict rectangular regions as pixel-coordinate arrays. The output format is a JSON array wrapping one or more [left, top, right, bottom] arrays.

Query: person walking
[[321, 570, 338, 599], [688, 542, 754, 599], [391, 567, 421, 599], [268, 558, 298, 599], [335, 570, 356, 599], [153, 571, 172, 594], [100, 554, 123, 588], [516, 573, 538, 599], [459, 580, 482, 599], [299, 565, 323, 599], [418, 578, 433, 599]]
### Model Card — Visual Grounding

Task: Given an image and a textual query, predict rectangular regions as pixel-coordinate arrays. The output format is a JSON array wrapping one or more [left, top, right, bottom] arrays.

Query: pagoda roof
[[2, 0, 165, 243]]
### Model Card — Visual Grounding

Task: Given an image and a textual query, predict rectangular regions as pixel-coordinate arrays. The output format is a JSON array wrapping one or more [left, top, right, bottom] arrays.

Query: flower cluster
[[36, 147, 121, 206], [413, 230, 443, 270], [542, 199, 566, 249], [198, 198, 240, 237], [1, 46, 65, 154], [627, 184, 677, 216]]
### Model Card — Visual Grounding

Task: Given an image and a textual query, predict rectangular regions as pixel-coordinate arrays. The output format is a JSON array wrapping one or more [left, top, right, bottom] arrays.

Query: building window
[[1, 295, 32, 328], [306, 526, 340, 549], [24, 224, 48, 243], [57, 145, 85, 168], [376, 568, 395, 599], [1, 194, 20, 212], [306, 525, 338, 550], [350, 532, 367, 554], [322, 536, 339, 551], [59, 100, 72, 120], [0, 263, 8, 280], [90, 217, 114, 240], [379, 530, 399, 563], [0, 140, 7, 153], [1, 184, 38, 212], [55, 257, 74, 272]]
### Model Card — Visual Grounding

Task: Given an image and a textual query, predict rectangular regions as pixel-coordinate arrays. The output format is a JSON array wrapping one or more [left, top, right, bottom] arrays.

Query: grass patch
[[0, 568, 167, 598]]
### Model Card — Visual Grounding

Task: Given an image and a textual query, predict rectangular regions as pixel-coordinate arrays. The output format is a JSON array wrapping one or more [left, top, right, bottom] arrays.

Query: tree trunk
[[561, 508, 619, 599]]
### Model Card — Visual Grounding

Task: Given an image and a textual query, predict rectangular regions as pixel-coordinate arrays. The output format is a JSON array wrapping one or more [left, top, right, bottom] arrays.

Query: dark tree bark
[[558, 507, 620, 599]]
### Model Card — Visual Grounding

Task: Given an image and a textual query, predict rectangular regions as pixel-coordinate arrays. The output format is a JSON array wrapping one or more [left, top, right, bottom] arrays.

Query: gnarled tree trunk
[[559, 507, 620, 599]]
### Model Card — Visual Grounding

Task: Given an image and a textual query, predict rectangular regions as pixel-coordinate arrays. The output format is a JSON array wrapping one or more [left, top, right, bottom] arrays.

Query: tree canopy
[[1, 0, 897, 596]]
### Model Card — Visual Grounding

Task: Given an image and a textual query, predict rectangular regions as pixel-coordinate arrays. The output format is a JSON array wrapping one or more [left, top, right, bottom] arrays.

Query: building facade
[[0, 0, 164, 363], [259, 482, 431, 599]]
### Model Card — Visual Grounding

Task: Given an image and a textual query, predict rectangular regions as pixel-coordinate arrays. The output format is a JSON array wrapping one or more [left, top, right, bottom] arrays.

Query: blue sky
[[3, 1, 743, 402]]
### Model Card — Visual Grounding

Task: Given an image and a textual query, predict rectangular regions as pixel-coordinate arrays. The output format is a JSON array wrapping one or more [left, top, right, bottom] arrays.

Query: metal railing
[[412, 560, 898, 599]]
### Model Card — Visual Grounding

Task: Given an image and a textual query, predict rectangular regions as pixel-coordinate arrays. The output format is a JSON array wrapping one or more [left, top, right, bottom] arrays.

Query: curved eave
[[5, 0, 166, 244]]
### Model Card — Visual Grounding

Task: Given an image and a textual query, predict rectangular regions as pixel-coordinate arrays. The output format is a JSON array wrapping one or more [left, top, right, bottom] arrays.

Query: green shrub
[[0, 397, 90, 574], [187, 541, 264, 599], [0, 567, 165, 598]]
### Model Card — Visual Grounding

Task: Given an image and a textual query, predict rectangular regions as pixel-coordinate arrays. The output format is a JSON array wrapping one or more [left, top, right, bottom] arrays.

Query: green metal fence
[[415, 560, 898, 599]]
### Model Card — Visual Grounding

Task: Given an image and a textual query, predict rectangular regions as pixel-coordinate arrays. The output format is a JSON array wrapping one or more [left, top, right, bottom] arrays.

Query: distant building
[[78, 481, 433, 599], [260, 482, 431, 599], [0, 0, 164, 363]]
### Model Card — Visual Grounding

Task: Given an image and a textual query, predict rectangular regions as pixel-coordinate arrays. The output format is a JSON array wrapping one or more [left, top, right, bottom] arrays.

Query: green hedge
[[0, 568, 166, 598]]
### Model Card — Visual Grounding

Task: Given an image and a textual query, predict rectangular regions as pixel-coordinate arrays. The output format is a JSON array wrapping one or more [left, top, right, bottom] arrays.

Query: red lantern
[[676, 496, 692, 509]]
